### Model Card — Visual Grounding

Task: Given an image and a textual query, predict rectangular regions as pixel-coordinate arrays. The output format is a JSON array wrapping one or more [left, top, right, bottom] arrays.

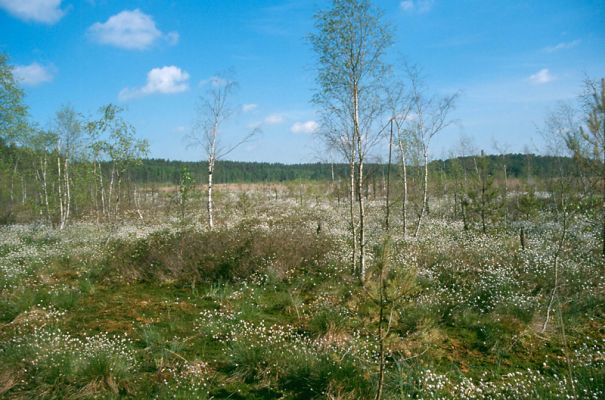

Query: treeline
[[125, 153, 579, 185], [1, 137, 581, 186], [128, 159, 348, 184]]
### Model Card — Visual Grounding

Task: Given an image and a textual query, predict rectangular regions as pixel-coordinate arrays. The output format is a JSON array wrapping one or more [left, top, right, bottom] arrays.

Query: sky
[[1, 0, 604, 163]]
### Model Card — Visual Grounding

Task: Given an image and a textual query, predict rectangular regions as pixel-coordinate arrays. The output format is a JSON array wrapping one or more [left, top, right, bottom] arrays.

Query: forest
[[0, 0, 604, 399]]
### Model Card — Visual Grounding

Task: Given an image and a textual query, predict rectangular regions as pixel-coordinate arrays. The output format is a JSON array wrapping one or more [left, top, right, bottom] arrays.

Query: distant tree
[[53, 105, 84, 229], [178, 166, 194, 222], [86, 104, 148, 221], [467, 150, 500, 234], [0, 53, 27, 145], [311, 0, 392, 281], [191, 74, 257, 229], [579, 78, 605, 256], [555, 78, 605, 255], [28, 126, 57, 223], [0, 53, 28, 213], [400, 65, 457, 237], [540, 101, 584, 218], [386, 80, 413, 237]]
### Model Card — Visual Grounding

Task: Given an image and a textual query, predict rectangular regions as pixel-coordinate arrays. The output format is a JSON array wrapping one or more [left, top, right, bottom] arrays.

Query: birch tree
[[387, 83, 413, 238], [0, 53, 28, 213], [87, 105, 148, 221], [0, 53, 27, 145], [311, 0, 392, 282], [54, 106, 83, 229], [28, 127, 56, 224], [192, 75, 257, 229], [402, 66, 457, 237]]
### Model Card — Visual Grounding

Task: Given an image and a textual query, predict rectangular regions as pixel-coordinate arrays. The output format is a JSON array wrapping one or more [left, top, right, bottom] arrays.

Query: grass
[[0, 194, 603, 399]]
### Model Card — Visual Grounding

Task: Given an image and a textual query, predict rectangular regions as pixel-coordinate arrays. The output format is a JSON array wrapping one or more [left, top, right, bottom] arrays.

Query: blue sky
[[1, 0, 604, 162]]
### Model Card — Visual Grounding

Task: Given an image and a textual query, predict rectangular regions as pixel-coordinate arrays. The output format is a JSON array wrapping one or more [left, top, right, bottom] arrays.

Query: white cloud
[[119, 66, 190, 100], [400, 1, 414, 11], [0, 0, 65, 24], [13, 62, 55, 86], [528, 68, 554, 85], [543, 39, 581, 53], [400, 0, 434, 13], [264, 114, 285, 125], [291, 120, 318, 134], [88, 9, 178, 50], [242, 103, 258, 113]]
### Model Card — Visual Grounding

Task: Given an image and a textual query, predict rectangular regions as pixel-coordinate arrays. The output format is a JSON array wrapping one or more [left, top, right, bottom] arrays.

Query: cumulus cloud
[[543, 39, 581, 53], [242, 103, 258, 113], [13, 63, 55, 86], [88, 9, 178, 50], [0, 0, 65, 24], [528, 68, 554, 85], [291, 120, 318, 134], [264, 114, 285, 125], [119, 66, 190, 100], [400, 0, 434, 13]]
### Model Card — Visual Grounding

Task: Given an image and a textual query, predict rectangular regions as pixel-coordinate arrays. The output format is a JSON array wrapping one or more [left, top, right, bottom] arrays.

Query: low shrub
[[104, 223, 336, 285]]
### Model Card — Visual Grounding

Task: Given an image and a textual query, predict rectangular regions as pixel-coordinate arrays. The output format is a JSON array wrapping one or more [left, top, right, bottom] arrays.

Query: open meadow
[[0, 184, 603, 399]]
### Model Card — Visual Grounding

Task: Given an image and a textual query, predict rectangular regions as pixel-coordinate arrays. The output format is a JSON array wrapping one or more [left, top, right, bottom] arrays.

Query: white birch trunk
[[57, 155, 65, 229], [207, 158, 214, 229], [414, 145, 428, 238], [398, 139, 408, 239]]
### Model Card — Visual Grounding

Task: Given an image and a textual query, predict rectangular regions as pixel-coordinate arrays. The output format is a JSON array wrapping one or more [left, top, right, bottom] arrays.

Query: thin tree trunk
[[385, 119, 393, 232], [38, 155, 51, 224], [398, 139, 408, 239], [349, 154, 358, 276], [208, 158, 214, 229], [99, 162, 106, 219], [357, 154, 365, 281], [353, 84, 366, 282], [108, 165, 115, 219], [20, 175, 26, 204], [115, 173, 122, 218], [134, 185, 144, 220], [481, 162, 487, 234], [57, 155, 65, 229], [542, 197, 568, 333], [503, 163, 508, 228], [64, 158, 71, 227], [414, 146, 429, 238], [10, 159, 17, 204]]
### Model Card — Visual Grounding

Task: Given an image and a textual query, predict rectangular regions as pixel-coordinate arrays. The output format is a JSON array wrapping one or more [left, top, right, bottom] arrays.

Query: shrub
[[104, 223, 336, 285]]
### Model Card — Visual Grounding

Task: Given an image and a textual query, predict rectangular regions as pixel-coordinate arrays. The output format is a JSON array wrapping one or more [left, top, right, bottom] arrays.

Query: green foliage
[[0, 53, 27, 145], [464, 152, 503, 233]]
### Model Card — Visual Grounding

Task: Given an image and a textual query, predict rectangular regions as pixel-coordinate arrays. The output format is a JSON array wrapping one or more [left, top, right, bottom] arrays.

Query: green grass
[[0, 210, 603, 399]]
